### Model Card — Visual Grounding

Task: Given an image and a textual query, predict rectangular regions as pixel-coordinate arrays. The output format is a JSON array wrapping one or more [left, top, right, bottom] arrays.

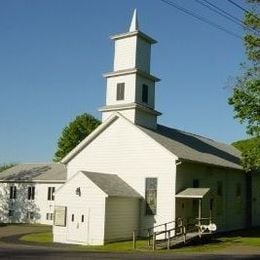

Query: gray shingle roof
[[139, 124, 242, 170], [0, 163, 66, 182], [81, 171, 141, 198]]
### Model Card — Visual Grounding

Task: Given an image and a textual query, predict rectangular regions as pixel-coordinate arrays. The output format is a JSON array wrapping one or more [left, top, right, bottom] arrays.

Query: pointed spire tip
[[129, 9, 139, 32]]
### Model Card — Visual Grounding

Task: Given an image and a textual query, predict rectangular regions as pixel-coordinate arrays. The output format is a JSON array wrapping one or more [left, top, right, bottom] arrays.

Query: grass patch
[[21, 232, 53, 244], [20, 232, 148, 251], [74, 240, 150, 252], [20, 228, 260, 253]]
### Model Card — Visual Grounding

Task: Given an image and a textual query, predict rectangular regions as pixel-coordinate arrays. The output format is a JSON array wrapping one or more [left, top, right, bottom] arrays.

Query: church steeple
[[99, 10, 161, 129]]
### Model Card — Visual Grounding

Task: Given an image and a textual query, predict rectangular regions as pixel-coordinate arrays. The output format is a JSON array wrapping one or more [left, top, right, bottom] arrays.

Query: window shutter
[[116, 83, 125, 100], [142, 84, 148, 103]]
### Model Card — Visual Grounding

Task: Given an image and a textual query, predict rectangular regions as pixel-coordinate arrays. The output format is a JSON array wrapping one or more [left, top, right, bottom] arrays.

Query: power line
[[197, 0, 244, 27], [226, 0, 260, 22], [202, 0, 244, 25], [195, 0, 259, 34], [159, 0, 242, 39]]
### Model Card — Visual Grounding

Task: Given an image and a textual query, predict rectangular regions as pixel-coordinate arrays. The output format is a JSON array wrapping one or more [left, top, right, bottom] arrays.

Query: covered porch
[[175, 187, 216, 233]]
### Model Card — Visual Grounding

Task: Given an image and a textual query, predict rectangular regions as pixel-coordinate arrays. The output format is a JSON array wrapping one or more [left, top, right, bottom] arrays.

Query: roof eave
[[177, 158, 244, 172], [110, 30, 157, 44]]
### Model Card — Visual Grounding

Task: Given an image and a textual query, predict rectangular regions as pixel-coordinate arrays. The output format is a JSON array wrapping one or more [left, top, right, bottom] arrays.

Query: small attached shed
[[53, 171, 141, 245]]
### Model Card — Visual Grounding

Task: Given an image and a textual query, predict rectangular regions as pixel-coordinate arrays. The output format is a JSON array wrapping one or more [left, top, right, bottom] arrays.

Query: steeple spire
[[129, 9, 139, 32]]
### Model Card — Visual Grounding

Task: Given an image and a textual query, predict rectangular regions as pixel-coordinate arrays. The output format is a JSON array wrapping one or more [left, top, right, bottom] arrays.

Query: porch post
[[198, 199, 202, 226]]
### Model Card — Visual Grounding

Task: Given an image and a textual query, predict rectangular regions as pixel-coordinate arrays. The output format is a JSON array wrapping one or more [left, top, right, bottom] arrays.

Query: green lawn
[[20, 228, 260, 253], [21, 232, 53, 244]]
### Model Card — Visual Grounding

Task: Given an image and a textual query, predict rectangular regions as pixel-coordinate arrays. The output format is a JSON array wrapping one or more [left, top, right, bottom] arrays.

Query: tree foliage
[[54, 113, 101, 162], [228, 0, 260, 171], [233, 137, 260, 171]]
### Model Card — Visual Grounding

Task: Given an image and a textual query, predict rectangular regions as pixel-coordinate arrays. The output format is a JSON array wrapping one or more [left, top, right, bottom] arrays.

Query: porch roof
[[175, 188, 210, 199]]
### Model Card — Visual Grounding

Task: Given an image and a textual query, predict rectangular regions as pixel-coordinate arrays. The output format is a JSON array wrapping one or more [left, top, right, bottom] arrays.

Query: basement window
[[27, 211, 34, 220], [8, 210, 14, 217], [46, 213, 53, 221]]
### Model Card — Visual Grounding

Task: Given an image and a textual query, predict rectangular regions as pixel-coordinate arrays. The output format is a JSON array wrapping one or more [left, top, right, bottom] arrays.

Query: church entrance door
[[66, 207, 88, 243]]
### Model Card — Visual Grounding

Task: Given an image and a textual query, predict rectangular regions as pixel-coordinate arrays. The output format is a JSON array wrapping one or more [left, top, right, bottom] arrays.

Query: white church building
[[52, 11, 260, 245], [0, 10, 259, 246]]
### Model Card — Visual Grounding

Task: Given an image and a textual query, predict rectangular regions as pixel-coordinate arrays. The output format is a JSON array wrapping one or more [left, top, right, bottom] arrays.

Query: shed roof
[[139, 124, 242, 170], [81, 171, 141, 198], [0, 163, 66, 182], [175, 188, 210, 199]]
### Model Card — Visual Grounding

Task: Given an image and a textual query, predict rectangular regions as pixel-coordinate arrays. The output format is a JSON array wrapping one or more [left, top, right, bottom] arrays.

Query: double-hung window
[[47, 187, 55, 201], [10, 186, 17, 199], [28, 186, 35, 200]]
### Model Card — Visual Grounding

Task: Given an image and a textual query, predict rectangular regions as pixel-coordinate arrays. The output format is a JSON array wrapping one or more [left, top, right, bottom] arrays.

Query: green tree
[[232, 137, 260, 171], [54, 113, 101, 162], [228, 0, 260, 171]]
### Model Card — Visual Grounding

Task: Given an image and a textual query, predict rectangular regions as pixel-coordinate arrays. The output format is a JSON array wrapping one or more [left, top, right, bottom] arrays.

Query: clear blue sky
[[0, 0, 250, 164]]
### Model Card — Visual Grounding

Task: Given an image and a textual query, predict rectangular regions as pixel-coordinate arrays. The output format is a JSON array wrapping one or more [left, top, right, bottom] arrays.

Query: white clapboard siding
[[106, 74, 136, 106], [136, 37, 151, 73], [114, 37, 136, 71], [104, 197, 139, 242], [66, 116, 177, 229]]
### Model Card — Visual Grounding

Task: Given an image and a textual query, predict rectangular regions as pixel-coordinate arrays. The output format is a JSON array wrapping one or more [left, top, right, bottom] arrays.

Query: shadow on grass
[[0, 223, 8, 227], [214, 226, 260, 238]]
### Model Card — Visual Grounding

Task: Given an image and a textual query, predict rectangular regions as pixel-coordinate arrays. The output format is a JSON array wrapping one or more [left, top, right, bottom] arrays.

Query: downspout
[[246, 171, 252, 228]]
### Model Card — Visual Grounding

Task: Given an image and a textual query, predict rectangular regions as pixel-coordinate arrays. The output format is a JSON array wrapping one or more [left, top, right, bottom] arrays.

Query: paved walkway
[[0, 224, 50, 240]]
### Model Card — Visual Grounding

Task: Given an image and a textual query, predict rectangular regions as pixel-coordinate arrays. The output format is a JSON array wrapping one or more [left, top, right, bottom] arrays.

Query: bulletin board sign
[[54, 206, 67, 226]]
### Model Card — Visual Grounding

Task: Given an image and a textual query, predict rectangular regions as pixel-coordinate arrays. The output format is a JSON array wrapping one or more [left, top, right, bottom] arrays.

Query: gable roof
[[0, 163, 66, 182], [138, 124, 242, 170], [81, 171, 141, 198], [61, 112, 242, 170]]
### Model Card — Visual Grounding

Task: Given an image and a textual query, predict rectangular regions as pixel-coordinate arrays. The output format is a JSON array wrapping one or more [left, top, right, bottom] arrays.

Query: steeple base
[[99, 103, 161, 129]]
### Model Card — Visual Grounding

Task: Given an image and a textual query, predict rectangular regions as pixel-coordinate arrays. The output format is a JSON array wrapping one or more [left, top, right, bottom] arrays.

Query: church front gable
[[66, 115, 178, 227]]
